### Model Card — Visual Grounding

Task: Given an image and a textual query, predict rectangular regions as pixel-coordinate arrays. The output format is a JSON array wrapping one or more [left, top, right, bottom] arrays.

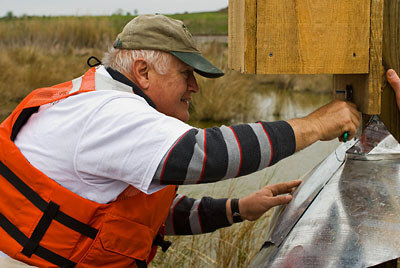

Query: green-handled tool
[[343, 132, 348, 142], [335, 85, 353, 143], [343, 85, 353, 142]]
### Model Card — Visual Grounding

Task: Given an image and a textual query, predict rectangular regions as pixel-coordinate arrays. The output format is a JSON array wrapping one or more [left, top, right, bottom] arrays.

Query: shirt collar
[[105, 67, 156, 109]]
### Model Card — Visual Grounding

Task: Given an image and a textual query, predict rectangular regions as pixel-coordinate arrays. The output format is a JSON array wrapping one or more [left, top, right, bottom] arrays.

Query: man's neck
[[105, 67, 156, 109]]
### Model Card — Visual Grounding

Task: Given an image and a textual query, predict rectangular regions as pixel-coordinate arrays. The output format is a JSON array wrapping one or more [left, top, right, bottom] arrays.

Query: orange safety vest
[[0, 67, 176, 268]]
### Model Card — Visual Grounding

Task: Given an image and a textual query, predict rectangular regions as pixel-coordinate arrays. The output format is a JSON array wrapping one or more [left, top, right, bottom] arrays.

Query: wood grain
[[333, 0, 383, 115], [256, 0, 370, 74], [228, 0, 257, 73]]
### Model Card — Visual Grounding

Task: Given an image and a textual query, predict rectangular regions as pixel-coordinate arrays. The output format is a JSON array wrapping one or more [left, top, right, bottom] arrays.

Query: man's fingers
[[387, 69, 400, 110], [387, 69, 400, 88], [286, 179, 302, 188], [347, 114, 359, 140], [239, 180, 301, 221], [338, 102, 360, 141], [268, 179, 302, 196], [268, 195, 293, 207], [347, 101, 358, 109]]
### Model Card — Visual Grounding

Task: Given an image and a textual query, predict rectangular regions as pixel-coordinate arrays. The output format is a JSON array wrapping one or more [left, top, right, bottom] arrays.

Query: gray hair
[[102, 47, 173, 75]]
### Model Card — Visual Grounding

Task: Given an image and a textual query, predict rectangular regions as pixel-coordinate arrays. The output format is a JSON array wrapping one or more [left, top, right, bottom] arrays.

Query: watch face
[[233, 212, 241, 217]]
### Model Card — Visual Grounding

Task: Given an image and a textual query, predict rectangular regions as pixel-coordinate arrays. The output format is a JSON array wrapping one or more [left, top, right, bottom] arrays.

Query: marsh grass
[[190, 43, 258, 123], [150, 175, 275, 268], [149, 213, 273, 268], [0, 17, 116, 49], [0, 46, 102, 120], [0, 11, 228, 49]]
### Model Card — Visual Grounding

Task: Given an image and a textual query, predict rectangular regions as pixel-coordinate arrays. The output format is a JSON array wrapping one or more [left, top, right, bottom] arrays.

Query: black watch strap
[[230, 198, 243, 223]]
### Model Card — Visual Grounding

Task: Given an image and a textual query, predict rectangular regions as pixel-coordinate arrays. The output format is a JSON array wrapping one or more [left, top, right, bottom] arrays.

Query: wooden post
[[333, 0, 383, 116], [228, 0, 400, 138], [256, 0, 370, 74], [228, 0, 257, 73], [381, 0, 400, 141], [229, 0, 371, 74]]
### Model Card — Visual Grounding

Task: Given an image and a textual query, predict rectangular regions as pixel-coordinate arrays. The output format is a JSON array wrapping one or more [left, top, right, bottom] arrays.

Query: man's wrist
[[230, 198, 243, 223], [226, 199, 244, 224], [287, 117, 320, 152]]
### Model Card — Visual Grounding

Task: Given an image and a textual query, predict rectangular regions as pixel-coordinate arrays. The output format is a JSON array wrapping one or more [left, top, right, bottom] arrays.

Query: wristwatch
[[230, 198, 243, 223]]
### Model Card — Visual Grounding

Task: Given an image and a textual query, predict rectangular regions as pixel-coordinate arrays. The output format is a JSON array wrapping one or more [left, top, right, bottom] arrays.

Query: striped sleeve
[[154, 120, 295, 185], [165, 195, 230, 235]]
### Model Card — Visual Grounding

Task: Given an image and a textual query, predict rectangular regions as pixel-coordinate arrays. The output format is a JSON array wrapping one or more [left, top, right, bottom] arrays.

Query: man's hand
[[287, 100, 361, 151], [226, 180, 301, 223], [387, 69, 400, 110]]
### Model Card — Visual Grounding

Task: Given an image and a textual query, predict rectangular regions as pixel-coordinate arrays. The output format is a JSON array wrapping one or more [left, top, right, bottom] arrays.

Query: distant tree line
[[2, 9, 140, 19]]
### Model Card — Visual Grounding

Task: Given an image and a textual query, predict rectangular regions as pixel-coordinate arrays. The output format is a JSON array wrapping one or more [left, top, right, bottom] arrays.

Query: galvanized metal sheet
[[250, 116, 400, 268]]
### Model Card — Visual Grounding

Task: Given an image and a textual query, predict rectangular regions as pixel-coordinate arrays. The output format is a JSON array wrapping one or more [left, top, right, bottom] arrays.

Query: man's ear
[[131, 59, 150, 90]]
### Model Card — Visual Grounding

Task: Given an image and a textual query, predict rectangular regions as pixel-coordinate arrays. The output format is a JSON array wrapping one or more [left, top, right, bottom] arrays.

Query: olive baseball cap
[[113, 14, 224, 78]]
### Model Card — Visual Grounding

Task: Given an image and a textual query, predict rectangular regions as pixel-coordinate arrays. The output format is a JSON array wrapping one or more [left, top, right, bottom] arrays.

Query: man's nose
[[188, 73, 199, 93]]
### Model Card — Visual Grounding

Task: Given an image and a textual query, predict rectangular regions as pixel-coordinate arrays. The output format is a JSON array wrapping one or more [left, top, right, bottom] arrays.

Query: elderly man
[[0, 15, 364, 267]]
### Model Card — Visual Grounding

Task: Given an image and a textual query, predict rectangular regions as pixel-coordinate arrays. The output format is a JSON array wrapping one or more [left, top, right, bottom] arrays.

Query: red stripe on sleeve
[[196, 129, 207, 184], [258, 122, 274, 166], [229, 126, 243, 177], [171, 195, 186, 235], [160, 129, 191, 184]]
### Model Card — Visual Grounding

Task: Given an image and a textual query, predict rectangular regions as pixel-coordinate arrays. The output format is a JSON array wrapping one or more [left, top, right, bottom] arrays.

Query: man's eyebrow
[[181, 67, 194, 72], [181, 63, 194, 71]]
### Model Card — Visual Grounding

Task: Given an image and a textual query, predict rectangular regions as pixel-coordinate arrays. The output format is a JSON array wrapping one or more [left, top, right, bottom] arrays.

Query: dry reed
[[0, 17, 116, 49]]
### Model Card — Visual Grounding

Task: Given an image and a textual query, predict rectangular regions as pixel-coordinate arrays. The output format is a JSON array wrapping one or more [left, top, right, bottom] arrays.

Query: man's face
[[146, 56, 199, 122]]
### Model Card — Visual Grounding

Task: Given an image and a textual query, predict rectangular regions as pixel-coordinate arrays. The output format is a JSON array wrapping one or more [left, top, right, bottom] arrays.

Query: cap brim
[[170, 51, 224, 78]]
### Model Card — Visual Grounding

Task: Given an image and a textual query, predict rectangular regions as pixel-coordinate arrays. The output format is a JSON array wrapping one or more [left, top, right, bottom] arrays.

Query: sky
[[1, 0, 228, 17]]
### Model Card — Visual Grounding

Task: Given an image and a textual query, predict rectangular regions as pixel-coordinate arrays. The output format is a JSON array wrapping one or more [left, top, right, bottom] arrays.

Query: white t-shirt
[[14, 70, 192, 204]]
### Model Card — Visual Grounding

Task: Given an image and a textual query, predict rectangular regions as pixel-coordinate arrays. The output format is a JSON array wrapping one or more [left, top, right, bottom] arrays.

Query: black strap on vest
[[11, 107, 39, 141], [0, 214, 76, 268], [8, 107, 99, 239], [0, 161, 99, 267], [0, 161, 98, 239], [135, 259, 148, 268], [21, 201, 60, 257], [153, 234, 172, 253]]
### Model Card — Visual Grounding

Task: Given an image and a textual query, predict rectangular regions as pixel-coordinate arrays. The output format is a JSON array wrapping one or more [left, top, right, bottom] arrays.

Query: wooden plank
[[228, 0, 243, 71], [381, 0, 400, 142], [256, 0, 370, 74], [368, 0, 384, 114], [333, 0, 383, 115], [228, 0, 257, 73], [243, 0, 257, 73]]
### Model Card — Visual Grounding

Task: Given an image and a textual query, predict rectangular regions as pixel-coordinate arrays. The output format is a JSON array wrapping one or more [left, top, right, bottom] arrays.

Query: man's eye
[[182, 70, 191, 78]]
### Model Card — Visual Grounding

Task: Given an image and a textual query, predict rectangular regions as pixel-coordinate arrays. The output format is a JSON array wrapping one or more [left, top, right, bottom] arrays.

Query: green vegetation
[[0, 11, 228, 49], [169, 12, 228, 35]]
